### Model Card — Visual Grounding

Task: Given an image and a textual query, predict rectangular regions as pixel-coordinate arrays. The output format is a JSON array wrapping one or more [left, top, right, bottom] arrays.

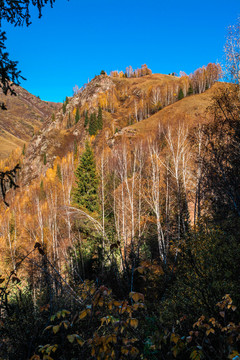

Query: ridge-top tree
[[0, 0, 62, 108], [72, 141, 99, 213]]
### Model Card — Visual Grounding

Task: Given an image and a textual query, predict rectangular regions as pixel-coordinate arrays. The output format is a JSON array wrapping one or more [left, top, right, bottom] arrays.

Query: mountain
[[1, 70, 239, 360], [0, 85, 60, 159], [21, 73, 218, 183]]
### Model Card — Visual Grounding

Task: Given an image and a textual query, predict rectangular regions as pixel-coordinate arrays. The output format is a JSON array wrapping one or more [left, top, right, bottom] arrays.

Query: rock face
[[22, 75, 115, 183], [0, 85, 60, 159]]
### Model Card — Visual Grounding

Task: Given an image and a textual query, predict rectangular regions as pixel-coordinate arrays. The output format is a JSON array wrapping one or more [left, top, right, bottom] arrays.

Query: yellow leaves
[[39, 344, 58, 358], [52, 325, 60, 334], [129, 292, 144, 303], [101, 316, 111, 326], [98, 297, 104, 307], [113, 300, 122, 307], [67, 334, 75, 343], [45, 168, 56, 183], [170, 333, 180, 344], [79, 309, 88, 320], [228, 350, 240, 359], [193, 315, 205, 328], [190, 349, 203, 360], [205, 328, 215, 336], [79, 308, 90, 320], [67, 334, 84, 345], [62, 320, 69, 330]]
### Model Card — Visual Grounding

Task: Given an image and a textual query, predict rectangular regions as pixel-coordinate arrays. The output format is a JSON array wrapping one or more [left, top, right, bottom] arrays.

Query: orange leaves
[[127, 318, 139, 329], [129, 292, 144, 303]]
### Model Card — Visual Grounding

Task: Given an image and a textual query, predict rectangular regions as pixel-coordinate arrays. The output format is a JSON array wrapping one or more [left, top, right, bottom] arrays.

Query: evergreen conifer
[[67, 112, 72, 129], [178, 88, 184, 100], [187, 84, 193, 96], [62, 102, 66, 114], [89, 112, 98, 135], [43, 153, 47, 165], [72, 141, 99, 212], [75, 108, 80, 124], [84, 111, 89, 128]]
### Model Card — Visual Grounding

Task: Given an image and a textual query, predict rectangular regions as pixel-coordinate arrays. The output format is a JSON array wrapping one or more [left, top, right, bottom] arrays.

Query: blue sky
[[2, 0, 240, 102]]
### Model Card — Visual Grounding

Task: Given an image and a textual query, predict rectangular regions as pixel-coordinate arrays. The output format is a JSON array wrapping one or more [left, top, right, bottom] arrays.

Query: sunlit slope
[[0, 86, 60, 159], [118, 83, 222, 139]]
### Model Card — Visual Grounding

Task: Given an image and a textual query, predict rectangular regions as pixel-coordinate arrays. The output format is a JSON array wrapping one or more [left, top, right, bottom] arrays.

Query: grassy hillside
[[0, 85, 60, 159]]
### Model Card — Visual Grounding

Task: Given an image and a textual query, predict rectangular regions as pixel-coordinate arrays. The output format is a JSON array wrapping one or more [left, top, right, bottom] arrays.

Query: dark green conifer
[[67, 112, 72, 129], [22, 143, 26, 156], [84, 111, 89, 128], [178, 88, 184, 100], [72, 141, 99, 212], [43, 153, 47, 165], [187, 84, 193, 96], [63, 97, 69, 114], [97, 106, 103, 130], [75, 108, 80, 124], [51, 113, 55, 122], [89, 112, 98, 135]]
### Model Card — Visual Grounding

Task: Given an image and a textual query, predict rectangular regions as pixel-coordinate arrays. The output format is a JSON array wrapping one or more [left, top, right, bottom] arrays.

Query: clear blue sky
[[2, 0, 240, 102]]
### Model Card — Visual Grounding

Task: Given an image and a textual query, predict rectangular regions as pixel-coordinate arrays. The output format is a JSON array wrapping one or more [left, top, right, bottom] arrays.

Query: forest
[[0, 77, 240, 359], [0, 2, 240, 360]]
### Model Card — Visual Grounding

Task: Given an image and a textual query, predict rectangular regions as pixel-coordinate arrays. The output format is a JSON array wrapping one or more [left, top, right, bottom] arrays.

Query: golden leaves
[[79, 309, 90, 320], [129, 292, 144, 303]]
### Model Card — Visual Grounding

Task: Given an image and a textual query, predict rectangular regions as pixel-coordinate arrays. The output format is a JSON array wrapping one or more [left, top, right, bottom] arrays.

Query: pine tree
[[67, 112, 72, 129], [187, 84, 193, 96], [89, 112, 98, 135], [72, 141, 99, 212], [43, 153, 47, 165], [84, 111, 89, 128], [62, 97, 69, 114], [75, 108, 80, 124], [51, 113, 55, 122], [97, 106, 103, 130], [178, 88, 184, 100], [22, 143, 26, 156]]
